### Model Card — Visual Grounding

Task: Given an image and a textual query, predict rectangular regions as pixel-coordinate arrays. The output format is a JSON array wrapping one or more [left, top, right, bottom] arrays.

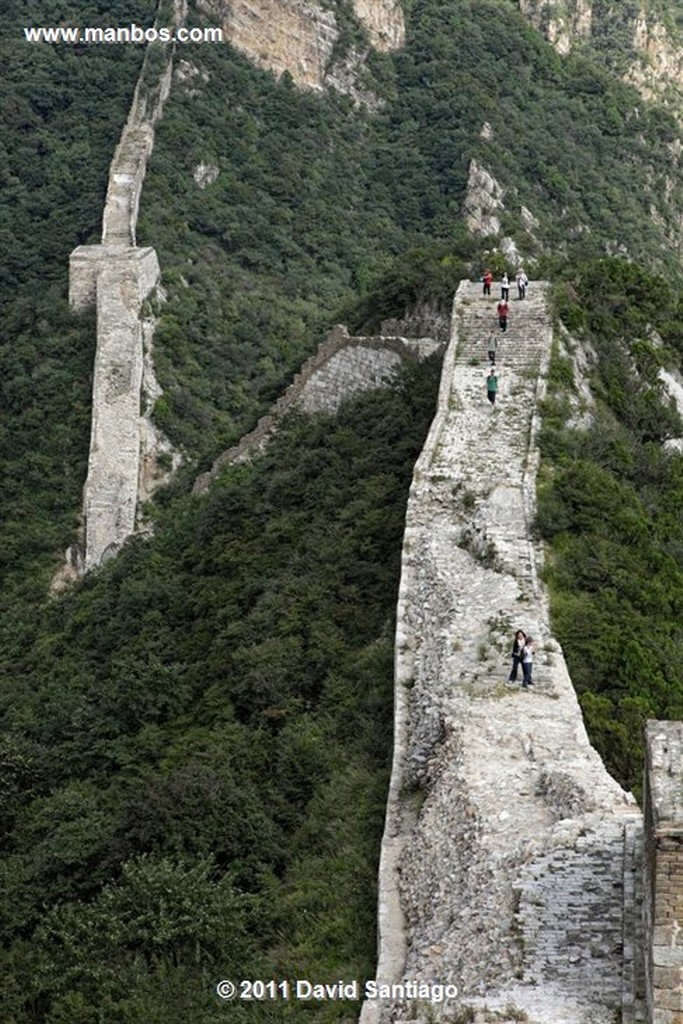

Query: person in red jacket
[[497, 299, 509, 331], [482, 269, 493, 296]]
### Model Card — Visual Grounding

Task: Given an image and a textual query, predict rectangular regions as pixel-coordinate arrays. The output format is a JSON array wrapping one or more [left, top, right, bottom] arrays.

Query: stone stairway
[[362, 280, 645, 1024]]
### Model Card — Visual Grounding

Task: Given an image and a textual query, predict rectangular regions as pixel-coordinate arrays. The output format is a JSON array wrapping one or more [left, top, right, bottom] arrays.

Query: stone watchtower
[[644, 721, 683, 1023]]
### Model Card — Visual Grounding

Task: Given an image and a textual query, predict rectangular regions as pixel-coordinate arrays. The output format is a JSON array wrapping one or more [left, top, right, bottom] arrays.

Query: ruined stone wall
[[102, 3, 181, 245], [644, 722, 683, 1024], [82, 250, 159, 569], [61, 1, 182, 581], [362, 280, 644, 1024], [193, 325, 441, 493]]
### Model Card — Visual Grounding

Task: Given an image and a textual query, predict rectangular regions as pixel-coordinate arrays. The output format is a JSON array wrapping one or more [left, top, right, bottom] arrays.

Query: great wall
[[62, 7, 683, 1021]]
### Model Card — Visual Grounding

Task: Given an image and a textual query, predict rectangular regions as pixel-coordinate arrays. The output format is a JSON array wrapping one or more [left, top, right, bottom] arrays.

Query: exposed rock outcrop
[[519, 0, 592, 56], [198, 0, 339, 92], [197, 0, 403, 100], [519, 0, 683, 116], [352, 0, 404, 51], [463, 159, 504, 238], [625, 11, 683, 110], [463, 159, 530, 265]]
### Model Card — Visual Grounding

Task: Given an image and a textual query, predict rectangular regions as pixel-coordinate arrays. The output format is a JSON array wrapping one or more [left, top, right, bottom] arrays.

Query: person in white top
[[521, 636, 535, 688]]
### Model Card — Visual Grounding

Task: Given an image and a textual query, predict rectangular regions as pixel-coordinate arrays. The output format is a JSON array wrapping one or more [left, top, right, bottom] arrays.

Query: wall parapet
[[644, 721, 683, 1023]]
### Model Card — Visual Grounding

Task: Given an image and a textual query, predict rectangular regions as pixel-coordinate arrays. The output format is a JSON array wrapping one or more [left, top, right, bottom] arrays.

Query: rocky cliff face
[[519, 0, 592, 56], [519, 1, 683, 112], [625, 10, 683, 109], [197, 0, 404, 97], [352, 0, 404, 52]]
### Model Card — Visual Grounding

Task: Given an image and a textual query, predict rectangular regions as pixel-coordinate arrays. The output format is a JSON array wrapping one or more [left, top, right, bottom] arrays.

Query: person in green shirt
[[487, 367, 498, 405]]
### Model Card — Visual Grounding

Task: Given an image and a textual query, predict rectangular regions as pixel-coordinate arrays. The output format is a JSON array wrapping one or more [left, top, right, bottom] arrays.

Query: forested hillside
[[1, 0, 682, 1020]]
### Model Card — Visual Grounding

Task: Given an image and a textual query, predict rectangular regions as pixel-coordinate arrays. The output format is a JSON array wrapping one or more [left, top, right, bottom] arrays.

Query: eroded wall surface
[[363, 280, 645, 1024]]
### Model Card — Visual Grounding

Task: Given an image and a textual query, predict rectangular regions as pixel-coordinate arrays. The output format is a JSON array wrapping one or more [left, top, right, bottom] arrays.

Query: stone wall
[[644, 722, 683, 1024], [101, 2, 182, 245], [78, 249, 160, 570], [61, 0, 182, 582], [193, 324, 442, 493], [361, 280, 644, 1024]]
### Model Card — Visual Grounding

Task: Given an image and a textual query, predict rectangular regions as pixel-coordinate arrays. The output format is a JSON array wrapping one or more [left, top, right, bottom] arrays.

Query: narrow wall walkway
[[63, 2, 184, 578], [364, 281, 644, 1024]]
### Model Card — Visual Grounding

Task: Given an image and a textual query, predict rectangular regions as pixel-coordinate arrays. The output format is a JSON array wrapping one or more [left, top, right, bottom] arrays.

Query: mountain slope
[[1, 0, 682, 1019]]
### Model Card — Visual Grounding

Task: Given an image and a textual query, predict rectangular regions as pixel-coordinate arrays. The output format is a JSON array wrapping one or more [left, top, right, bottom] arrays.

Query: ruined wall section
[[362, 280, 644, 1024], [60, 1, 184, 583], [82, 250, 159, 569], [102, 1, 184, 245], [193, 325, 441, 493]]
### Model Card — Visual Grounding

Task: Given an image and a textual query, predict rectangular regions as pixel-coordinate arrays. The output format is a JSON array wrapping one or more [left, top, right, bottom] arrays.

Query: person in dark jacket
[[508, 630, 526, 683]]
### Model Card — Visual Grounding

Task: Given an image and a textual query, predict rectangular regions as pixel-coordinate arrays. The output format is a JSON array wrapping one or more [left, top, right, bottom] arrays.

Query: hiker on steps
[[487, 331, 499, 364], [501, 273, 510, 301], [486, 366, 498, 406], [507, 630, 526, 683], [516, 269, 528, 300], [482, 269, 493, 296], [496, 298, 509, 332], [521, 636, 535, 688]]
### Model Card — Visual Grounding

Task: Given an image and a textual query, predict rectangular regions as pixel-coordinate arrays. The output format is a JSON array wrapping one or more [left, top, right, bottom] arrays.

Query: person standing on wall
[[487, 331, 499, 364], [521, 636, 535, 688], [483, 269, 493, 296], [516, 269, 528, 300], [501, 272, 510, 301], [486, 366, 498, 406], [497, 298, 509, 332], [507, 630, 526, 684]]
